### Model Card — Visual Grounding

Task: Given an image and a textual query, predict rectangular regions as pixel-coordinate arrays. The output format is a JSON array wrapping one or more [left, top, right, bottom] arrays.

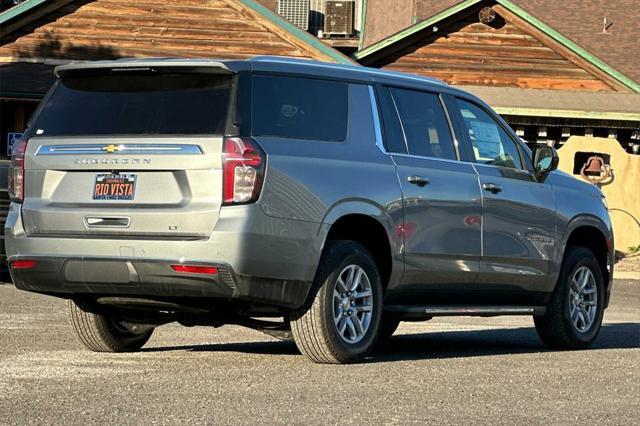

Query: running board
[[384, 305, 546, 320]]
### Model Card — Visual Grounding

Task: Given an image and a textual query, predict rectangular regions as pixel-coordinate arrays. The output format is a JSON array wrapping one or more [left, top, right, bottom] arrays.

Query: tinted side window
[[456, 99, 523, 169], [251, 75, 348, 142], [390, 88, 456, 160], [377, 87, 407, 153]]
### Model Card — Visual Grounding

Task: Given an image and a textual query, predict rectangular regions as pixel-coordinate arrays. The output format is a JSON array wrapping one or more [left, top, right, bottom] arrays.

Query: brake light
[[222, 137, 265, 205], [8, 137, 28, 203], [171, 264, 218, 275]]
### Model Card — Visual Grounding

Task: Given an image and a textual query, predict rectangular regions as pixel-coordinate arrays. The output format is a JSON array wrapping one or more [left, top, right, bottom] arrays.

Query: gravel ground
[[0, 280, 638, 425], [616, 253, 640, 274]]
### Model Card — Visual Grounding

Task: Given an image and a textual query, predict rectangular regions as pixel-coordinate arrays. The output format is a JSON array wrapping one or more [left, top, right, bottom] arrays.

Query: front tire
[[68, 299, 154, 352], [534, 246, 605, 349], [290, 241, 383, 364]]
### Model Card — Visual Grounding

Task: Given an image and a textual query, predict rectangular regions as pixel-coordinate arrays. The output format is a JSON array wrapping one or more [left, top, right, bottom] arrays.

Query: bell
[[582, 156, 604, 176]]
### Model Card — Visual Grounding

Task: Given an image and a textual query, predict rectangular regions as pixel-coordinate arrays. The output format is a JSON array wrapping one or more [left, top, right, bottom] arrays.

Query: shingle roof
[[459, 86, 640, 121], [361, 0, 416, 48], [507, 0, 640, 84]]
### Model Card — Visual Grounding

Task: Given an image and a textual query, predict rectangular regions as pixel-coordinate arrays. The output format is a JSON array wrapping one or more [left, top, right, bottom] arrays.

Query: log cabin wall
[[364, 4, 617, 92], [415, 0, 640, 86], [0, 0, 341, 61]]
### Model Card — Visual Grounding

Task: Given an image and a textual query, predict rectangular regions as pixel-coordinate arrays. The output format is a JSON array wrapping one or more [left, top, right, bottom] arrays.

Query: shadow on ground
[[141, 323, 640, 362]]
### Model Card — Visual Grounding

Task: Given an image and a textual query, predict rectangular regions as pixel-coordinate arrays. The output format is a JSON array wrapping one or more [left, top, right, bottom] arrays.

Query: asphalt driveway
[[1, 280, 638, 424]]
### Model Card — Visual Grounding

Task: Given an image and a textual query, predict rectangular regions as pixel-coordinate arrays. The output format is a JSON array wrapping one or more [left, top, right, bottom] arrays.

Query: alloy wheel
[[332, 264, 374, 344], [569, 266, 598, 332]]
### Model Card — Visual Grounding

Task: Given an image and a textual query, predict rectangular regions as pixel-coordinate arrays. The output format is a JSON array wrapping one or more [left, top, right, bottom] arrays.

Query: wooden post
[[14, 102, 25, 132]]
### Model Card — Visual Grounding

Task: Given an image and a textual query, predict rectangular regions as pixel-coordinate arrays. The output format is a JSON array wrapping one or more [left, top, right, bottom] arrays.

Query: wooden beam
[[0, 44, 261, 60], [383, 67, 612, 91], [436, 32, 540, 47], [13, 103, 25, 131], [23, 31, 293, 50], [387, 62, 594, 77], [395, 53, 574, 67], [35, 26, 275, 43], [48, 16, 266, 33], [69, 2, 242, 19], [3, 35, 305, 58], [411, 43, 565, 60]]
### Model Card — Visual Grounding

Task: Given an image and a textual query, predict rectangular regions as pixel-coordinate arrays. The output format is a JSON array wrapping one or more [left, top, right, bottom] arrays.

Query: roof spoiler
[[54, 59, 232, 78]]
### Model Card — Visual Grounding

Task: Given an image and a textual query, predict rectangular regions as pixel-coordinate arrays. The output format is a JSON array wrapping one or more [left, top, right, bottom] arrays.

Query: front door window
[[457, 99, 523, 169]]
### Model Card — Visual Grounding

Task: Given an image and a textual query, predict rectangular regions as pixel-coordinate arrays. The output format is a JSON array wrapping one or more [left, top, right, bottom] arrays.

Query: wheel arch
[[560, 215, 613, 303], [320, 201, 401, 292]]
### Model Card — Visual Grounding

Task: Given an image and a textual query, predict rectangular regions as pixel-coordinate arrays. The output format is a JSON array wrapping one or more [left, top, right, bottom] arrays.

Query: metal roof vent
[[278, 0, 310, 31], [479, 7, 496, 24]]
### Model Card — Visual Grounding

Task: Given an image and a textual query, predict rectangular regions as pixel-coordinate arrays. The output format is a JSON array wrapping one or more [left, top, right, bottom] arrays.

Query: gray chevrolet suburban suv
[[6, 57, 614, 364]]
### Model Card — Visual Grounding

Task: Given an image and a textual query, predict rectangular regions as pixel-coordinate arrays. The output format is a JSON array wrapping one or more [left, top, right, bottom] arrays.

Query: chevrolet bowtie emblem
[[102, 144, 121, 153]]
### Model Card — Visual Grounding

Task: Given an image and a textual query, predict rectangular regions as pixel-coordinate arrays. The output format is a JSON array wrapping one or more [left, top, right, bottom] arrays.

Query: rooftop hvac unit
[[277, 0, 310, 31], [324, 1, 355, 36]]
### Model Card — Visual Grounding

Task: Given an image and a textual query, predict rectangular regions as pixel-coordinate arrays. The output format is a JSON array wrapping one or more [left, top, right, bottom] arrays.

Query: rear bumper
[[5, 203, 325, 308], [9, 256, 311, 308]]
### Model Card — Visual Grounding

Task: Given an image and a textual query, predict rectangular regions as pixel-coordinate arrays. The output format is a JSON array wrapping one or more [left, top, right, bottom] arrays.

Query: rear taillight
[[8, 137, 28, 203], [10, 259, 37, 270], [171, 264, 218, 275], [222, 137, 265, 205]]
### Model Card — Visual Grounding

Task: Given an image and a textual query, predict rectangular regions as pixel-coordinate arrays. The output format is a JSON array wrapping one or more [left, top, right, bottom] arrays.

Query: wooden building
[[356, 0, 640, 152], [0, 0, 351, 157]]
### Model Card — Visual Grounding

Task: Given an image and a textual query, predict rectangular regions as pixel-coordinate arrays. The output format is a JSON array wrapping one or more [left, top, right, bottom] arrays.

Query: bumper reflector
[[11, 260, 37, 270], [171, 264, 218, 275]]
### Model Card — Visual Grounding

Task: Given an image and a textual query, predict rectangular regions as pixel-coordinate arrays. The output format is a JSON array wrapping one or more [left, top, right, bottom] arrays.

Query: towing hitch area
[[95, 296, 292, 341]]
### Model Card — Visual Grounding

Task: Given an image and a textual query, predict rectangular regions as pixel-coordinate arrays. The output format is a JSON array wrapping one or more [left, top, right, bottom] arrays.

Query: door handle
[[482, 183, 502, 194], [408, 175, 429, 187]]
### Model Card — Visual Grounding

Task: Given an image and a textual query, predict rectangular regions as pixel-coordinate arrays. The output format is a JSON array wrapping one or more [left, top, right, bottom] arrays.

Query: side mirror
[[533, 145, 559, 175]]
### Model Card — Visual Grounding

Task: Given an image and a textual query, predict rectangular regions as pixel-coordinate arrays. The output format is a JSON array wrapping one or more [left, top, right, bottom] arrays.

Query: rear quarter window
[[28, 72, 232, 137], [251, 74, 348, 142]]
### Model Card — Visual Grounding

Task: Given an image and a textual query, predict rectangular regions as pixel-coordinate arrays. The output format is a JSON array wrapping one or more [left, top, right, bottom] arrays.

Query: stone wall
[[557, 136, 640, 252]]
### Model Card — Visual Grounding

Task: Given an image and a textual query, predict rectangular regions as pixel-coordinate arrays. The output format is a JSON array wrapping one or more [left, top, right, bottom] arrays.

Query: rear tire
[[68, 299, 154, 352], [290, 241, 383, 364], [534, 246, 604, 349]]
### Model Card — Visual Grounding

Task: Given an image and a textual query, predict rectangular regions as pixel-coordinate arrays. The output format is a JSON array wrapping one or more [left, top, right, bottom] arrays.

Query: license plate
[[93, 173, 137, 200]]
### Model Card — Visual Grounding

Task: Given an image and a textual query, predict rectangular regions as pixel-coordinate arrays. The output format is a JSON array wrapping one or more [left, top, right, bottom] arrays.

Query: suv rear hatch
[[21, 64, 233, 239]]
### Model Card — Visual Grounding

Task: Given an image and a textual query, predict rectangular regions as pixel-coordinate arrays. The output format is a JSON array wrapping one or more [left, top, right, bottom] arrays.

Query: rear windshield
[[28, 72, 232, 136], [251, 74, 348, 142]]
